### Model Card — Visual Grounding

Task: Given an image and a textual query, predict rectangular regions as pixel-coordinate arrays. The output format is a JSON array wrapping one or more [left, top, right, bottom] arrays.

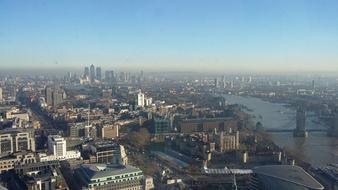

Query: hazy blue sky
[[1, 0, 338, 72]]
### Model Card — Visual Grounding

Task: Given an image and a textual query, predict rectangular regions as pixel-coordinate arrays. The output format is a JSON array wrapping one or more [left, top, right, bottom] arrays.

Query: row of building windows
[[91, 172, 142, 183], [89, 179, 142, 188], [91, 176, 142, 186]]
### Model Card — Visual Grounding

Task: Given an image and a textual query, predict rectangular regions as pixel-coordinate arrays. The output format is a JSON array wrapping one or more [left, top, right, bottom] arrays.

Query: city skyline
[[1, 0, 338, 72]]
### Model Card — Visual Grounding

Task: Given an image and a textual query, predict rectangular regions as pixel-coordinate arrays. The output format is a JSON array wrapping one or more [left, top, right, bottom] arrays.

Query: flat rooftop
[[80, 164, 142, 179]]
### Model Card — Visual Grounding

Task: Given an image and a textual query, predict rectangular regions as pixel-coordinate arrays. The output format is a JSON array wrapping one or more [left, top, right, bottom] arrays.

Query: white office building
[[137, 91, 145, 107], [39, 135, 81, 162], [145, 97, 153, 107], [48, 135, 67, 157]]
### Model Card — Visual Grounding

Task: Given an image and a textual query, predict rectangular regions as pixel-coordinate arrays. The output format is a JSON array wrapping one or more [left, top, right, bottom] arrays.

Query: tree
[[128, 127, 151, 149]]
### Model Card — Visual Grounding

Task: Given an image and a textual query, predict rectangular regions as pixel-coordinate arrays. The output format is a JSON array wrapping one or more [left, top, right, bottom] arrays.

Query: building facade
[[0, 129, 35, 155], [89, 141, 128, 165], [0, 151, 36, 174], [213, 131, 240, 152], [154, 118, 171, 134], [48, 135, 67, 157], [137, 92, 145, 108], [38, 135, 81, 162], [101, 125, 119, 139], [96, 67, 102, 81]]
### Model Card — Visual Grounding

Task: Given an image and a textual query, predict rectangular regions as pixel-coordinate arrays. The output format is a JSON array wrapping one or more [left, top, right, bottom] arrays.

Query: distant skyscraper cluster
[[82, 64, 102, 84], [81, 65, 145, 86]]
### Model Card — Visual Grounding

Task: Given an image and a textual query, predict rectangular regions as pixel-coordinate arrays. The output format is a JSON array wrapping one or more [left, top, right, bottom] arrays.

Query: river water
[[224, 94, 338, 167]]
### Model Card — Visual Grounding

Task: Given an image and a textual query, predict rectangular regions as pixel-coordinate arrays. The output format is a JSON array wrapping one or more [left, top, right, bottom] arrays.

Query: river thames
[[224, 94, 338, 167]]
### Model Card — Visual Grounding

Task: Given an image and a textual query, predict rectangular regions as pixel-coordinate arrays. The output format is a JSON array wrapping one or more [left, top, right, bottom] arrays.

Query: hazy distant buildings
[[230, 80, 234, 88], [312, 80, 316, 90], [84, 66, 90, 78], [215, 78, 219, 88], [44, 87, 64, 109], [105, 70, 115, 83], [119, 72, 127, 82], [0, 87, 3, 103], [90, 64, 95, 82], [329, 107, 338, 137], [248, 76, 252, 83], [52, 89, 63, 109], [96, 66, 102, 81], [105, 70, 110, 80], [45, 87, 53, 106], [293, 108, 308, 137]]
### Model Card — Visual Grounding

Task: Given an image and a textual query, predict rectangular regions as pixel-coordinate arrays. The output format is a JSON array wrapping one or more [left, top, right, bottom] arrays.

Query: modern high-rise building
[[45, 87, 53, 106], [215, 78, 219, 88], [96, 67, 102, 81], [90, 64, 95, 82], [105, 70, 110, 80], [52, 89, 63, 109], [67, 71, 72, 80], [105, 70, 115, 83], [48, 135, 66, 157], [250, 165, 324, 190], [312, 80, 315, 90], [84, 67, 90, 78], [294, 108, 308, 137], [0, 128, 36, 155], [119, 72, 126, 82], [137, 91, 145, 108]]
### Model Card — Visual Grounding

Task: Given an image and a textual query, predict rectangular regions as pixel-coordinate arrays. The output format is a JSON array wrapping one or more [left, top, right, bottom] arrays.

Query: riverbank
[[223, 94, 338, 168]]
